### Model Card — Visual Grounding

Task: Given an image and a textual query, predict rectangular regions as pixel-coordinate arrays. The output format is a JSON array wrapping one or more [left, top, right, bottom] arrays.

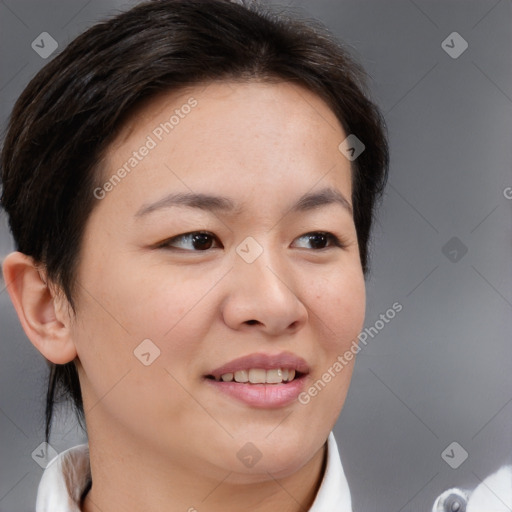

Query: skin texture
[[3, 80, 366, 512]]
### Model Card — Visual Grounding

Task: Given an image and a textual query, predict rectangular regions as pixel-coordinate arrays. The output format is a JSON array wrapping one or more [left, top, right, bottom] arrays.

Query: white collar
[[36, 443, 91, 512], [310, 432, 353, 510], [35, 432, 352, 511]]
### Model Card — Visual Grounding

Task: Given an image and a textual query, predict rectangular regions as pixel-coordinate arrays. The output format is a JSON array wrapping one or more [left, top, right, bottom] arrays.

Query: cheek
[[73, 238, 228, 383], [80, 243, 209, 334], [311, 265, 366, 351], [293, 267, 364, 438], [71, 289, 204, 436]]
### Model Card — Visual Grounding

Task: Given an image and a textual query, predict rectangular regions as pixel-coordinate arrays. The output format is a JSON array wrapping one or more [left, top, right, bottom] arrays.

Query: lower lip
[[204, 376, 307, 408]]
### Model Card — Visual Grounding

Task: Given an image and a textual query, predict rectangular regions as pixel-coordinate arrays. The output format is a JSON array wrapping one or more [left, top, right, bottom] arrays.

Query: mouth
[[203, 352, 310, 408]]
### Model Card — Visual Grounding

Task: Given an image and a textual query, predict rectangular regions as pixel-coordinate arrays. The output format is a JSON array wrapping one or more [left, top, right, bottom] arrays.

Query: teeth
[[249, 368, 266, 383], [266, 368, 283, 384], [217, 368, 297, 384], [234, 370, 248, 383]]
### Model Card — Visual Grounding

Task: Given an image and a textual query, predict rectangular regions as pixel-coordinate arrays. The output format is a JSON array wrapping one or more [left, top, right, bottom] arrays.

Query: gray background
[[1, 0, 511, 510]]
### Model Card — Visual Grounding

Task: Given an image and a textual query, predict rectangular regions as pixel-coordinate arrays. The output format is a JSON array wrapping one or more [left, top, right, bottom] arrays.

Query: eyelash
[[157, 230, 348, 252]]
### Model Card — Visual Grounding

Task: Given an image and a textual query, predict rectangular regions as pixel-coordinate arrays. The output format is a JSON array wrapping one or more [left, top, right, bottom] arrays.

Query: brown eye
[[160, 231, 221, 251], [292, 232, 345, 250]]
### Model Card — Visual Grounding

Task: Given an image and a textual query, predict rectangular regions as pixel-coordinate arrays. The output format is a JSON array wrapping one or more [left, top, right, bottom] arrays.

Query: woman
[[1, 1, 510, 511]]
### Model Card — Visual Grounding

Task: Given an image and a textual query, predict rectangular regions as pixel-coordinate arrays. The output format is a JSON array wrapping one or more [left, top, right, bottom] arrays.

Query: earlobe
[[2, 251, 78, 364]]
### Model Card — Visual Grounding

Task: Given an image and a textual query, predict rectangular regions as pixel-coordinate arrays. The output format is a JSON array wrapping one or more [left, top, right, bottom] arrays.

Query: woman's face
[[70, 80, 365, 480]]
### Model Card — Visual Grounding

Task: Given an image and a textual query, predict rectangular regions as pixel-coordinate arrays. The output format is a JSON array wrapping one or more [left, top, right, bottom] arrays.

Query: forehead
[[114, 79, 343, 140], [97, 80, 352, 217]]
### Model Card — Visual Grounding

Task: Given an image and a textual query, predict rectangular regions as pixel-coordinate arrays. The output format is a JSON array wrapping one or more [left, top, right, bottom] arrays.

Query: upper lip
[[207, 351, 310, 379]]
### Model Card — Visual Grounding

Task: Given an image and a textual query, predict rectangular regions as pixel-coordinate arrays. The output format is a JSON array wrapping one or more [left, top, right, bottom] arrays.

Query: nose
[[221, 243, 308, 336]]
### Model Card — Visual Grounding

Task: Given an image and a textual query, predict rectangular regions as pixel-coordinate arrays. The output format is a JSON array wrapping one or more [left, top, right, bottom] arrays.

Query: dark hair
[[1, 0, 389, 443]]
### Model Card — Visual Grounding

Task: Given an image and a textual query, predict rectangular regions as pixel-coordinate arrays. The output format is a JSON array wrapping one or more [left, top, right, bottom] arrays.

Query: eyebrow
[[134, 186, 353, 219]]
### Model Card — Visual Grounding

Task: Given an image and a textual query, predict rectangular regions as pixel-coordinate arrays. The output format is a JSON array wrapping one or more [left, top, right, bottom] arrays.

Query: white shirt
[[35, 432, 512, 511]]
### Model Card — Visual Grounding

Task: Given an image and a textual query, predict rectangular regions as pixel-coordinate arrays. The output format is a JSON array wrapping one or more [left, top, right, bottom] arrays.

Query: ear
[[2, 251, 77, 364]]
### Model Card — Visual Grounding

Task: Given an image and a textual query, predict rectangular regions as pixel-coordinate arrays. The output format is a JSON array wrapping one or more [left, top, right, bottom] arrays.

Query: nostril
[[246, 320, 258, 325]]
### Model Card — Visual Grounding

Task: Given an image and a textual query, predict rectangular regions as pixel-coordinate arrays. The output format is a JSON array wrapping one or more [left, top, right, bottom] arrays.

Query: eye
[[158, 231, 222, 251], [292, 231, 346, 250], [157, 230, 346, 252]]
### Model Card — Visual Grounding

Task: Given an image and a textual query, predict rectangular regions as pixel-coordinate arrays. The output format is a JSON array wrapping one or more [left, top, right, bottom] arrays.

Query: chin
[[213, 425, 326, 482], [225, 451, 318, 485]]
